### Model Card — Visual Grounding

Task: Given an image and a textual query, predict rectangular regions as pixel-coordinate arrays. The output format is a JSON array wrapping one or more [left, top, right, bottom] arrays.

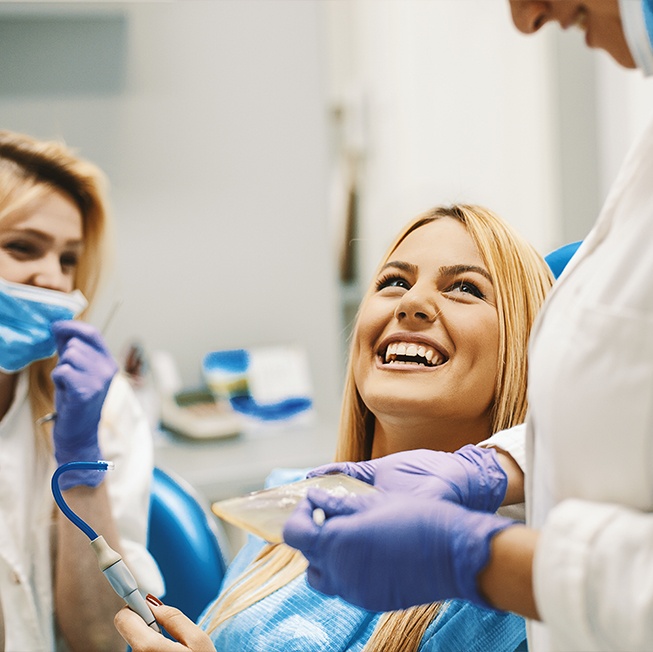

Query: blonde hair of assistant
[[0, 130, 112, 449], [204, 204, 553, 650]]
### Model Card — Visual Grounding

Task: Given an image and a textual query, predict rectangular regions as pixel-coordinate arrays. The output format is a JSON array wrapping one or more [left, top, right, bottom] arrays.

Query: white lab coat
[[0, 371, 164, 651], [488, 113, 653, 651]]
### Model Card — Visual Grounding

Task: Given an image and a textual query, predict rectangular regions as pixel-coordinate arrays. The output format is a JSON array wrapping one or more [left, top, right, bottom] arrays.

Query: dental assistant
[[282, 2, 653, 651], [0, 130, 162, 652]]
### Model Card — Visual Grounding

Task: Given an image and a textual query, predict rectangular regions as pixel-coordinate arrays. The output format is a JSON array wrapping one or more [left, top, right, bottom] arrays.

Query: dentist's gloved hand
[[51, 321, 118, 490], [283, 488, 515, 612], [308, 445, 507, 512]]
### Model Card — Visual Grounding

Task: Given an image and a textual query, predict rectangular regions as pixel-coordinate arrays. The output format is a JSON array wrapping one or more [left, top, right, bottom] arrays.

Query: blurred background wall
[[0, 1, 343, 422], [0, 0, 652, 428]]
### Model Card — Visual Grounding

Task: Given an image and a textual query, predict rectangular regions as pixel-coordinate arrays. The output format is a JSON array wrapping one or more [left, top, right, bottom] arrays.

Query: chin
[[363, 390, 442, 419], [599, 35, 636, 69]]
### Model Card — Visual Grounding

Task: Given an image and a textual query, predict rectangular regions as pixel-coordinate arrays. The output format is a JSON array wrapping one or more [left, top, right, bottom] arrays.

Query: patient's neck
[[370, 414, 491, 458]]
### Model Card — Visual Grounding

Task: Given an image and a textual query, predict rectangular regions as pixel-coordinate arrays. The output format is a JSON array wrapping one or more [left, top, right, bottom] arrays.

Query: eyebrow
[[439, 264, 492, 283], [380, 260, 416, 274], [380, 260, 492, 283]]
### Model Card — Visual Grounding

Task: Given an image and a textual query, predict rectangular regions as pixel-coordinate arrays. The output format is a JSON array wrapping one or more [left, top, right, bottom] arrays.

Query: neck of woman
[[370, 414, 491, 458]]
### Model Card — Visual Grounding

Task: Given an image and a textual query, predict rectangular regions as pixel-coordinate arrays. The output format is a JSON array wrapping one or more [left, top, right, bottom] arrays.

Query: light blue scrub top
[[200, 469, 527, 652]]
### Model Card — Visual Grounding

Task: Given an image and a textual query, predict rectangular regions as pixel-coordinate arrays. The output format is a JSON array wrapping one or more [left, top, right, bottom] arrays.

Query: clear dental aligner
[[212, 473, 378, 543]]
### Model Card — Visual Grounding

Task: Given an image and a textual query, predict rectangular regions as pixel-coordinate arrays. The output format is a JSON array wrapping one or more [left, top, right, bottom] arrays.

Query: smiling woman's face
[[352, 217, 500, 452], [0, 188, 83, 293]]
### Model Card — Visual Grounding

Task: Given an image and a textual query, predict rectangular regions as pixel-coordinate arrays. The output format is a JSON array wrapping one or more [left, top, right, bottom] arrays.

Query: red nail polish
[[146, 593, 163, 606]]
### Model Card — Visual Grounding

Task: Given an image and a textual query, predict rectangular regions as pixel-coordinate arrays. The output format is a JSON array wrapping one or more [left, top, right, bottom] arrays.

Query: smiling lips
[[381, 342, 447, 368]]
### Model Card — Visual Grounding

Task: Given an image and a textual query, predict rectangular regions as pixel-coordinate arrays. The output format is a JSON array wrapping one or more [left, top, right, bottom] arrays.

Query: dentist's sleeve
[[479, 424, 527, 472], [98, 373, 165, 597], [535, 499, 653, 651]]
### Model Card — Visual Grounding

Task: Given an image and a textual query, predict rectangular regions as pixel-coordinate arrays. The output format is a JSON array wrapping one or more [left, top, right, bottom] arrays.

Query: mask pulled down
[[0, 278, 88, 373]]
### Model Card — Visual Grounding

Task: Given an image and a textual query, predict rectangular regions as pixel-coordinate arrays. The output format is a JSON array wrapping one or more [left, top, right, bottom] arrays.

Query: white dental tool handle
[[90, 535, 161, 632]]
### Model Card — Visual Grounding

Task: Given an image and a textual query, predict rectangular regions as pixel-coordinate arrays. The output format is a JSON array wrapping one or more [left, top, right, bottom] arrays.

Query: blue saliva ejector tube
[[52, 461, 160, 633]]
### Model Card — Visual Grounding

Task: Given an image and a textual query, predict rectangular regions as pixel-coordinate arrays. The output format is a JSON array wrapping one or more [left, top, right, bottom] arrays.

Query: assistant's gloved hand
[[51, 321, 118, 490], [283, 488, 515, 612], [308, 445, 507, 512]]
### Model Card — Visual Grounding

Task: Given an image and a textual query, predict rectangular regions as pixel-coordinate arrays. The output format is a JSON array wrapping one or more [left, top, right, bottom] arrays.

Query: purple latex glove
[[309, 445, 507, 512], [51, 321, 118, 490], [284, 488, 515, 612]]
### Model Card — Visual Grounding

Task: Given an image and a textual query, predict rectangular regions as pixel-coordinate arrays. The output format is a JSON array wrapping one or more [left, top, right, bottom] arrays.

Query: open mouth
[[380, 342, 447, 368]]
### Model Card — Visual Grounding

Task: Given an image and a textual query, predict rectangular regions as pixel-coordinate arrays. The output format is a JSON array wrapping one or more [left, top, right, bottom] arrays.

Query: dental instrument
[[51, 460, 161, 632], [36, 297, 124, 426]]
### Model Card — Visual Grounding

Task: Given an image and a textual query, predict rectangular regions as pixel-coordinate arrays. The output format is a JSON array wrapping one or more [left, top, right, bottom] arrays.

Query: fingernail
[[146, 594, 163, 606]]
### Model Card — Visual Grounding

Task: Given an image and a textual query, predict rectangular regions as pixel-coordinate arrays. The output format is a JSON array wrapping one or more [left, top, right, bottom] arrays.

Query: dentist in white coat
[[282, 2, 653, 651]]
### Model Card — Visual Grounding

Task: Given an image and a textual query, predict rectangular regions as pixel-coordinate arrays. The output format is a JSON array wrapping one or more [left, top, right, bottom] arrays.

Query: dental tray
[[160, 387, 244, 440], [211, 473, 379, 543]]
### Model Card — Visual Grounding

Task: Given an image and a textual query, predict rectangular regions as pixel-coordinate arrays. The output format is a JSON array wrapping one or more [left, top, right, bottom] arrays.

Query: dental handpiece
[[51, 460, 160, 632], [91, 535, 160, 632]]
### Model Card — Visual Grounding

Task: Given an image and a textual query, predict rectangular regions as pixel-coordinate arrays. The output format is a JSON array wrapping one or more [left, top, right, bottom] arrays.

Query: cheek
[[355, 302, 390, 349], [0, 254, 25, 283], [481, 325, 501, 391], [62, 267, 77, 293], [350, 319, 372, 387], [458, 319, 500, 416], [466, 315, 501, 376], [351, 342, 365, 388]]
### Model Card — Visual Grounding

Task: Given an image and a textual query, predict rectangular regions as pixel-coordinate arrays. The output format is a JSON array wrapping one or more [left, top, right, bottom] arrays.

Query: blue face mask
[[0, 278, 88, 373], [619, 0, 653, 75]]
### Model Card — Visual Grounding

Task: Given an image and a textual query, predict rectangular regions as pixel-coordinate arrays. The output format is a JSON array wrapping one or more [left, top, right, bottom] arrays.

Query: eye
[[60, 252, 79, 271], [376, 274, 411, 292], [444, 279, 485, 300], [2, 239, 39, 259]]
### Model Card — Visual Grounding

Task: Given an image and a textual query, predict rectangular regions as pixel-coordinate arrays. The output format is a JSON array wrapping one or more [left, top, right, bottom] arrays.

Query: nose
[[29, 255, 71, 293], [394, 285, 438, 324], [509, 1, 551, 34]]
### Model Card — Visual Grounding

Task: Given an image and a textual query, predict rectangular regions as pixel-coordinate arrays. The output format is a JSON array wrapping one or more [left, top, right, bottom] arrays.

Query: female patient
[[116, 203, 553, 651], [0, 130, 162, 651]]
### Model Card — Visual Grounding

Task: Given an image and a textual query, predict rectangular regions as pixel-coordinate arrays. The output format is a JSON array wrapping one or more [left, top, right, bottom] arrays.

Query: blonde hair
[[0, 130, 112, 448], [204, 204, 553, 649]]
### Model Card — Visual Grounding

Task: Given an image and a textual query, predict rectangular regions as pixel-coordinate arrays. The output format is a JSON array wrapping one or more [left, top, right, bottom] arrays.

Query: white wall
[[0, 2, 343, 420], [324, 0, 562, 290]]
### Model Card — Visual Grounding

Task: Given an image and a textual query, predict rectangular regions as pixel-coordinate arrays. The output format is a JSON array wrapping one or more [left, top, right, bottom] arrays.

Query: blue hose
[[51, 461, 113, 540]]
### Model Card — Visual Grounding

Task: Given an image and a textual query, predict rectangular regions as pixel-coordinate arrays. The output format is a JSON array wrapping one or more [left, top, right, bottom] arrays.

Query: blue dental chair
[[147, 467, 230, 625], [545, 240, 582, 279]]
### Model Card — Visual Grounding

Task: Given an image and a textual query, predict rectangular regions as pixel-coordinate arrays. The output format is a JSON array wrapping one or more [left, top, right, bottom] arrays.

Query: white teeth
[[381, 341, 445, 367]]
